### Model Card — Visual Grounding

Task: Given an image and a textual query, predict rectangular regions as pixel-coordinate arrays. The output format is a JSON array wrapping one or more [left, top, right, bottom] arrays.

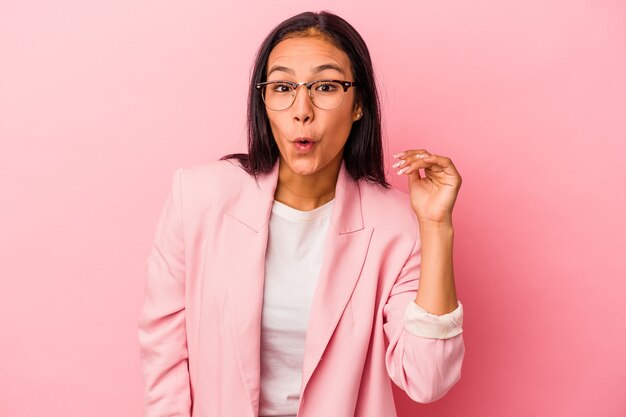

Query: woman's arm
[[413, 220, 458, 315], [137, 168, 192, 417], [384, 150, 465, 402], [393, 150, 463, 314]]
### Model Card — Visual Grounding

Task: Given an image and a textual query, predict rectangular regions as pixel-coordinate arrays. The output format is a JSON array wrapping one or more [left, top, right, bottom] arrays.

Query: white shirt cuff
[[403, 299, 464, 339]]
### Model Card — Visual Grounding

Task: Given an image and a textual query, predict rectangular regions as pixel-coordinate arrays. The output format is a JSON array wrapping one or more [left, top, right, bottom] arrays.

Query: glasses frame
[[255, 79, 358, 111]]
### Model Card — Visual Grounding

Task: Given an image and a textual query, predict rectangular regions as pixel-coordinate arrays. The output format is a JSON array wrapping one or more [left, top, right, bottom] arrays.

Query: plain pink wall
[[1, 1, 624, 416]]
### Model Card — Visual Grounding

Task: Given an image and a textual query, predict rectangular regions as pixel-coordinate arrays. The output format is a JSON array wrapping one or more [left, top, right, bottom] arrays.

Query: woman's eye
[[316, 82, 337, 92], [272, 83, 293, 93]]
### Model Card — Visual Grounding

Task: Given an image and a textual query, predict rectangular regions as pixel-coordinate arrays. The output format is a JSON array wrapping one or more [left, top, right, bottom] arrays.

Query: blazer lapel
[[221, 158, 374, 414], [221, 160, 280, 415], [298, 161, 374, 400]]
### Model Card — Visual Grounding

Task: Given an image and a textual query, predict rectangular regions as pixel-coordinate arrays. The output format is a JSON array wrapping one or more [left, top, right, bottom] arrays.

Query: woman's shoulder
[[175, 158, 250, 208], [358, 180, 419, 232]]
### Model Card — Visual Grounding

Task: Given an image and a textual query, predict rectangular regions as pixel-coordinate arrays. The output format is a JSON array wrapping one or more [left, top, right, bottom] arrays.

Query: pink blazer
[[137, 158, 464, 417]]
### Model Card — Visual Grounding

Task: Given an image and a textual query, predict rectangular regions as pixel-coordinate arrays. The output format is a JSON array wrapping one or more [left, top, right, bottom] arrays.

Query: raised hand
[[392, 149, 462, 225]]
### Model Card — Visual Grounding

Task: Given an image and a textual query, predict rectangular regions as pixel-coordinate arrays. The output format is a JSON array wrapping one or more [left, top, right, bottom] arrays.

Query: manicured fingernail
[[392, 160, 406, 168], [397, 166, 409, 175], [393, 152, 406, 158]]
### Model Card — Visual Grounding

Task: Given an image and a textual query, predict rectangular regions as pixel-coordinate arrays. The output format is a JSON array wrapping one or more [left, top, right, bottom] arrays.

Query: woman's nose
[[291, 84, 314, 122]]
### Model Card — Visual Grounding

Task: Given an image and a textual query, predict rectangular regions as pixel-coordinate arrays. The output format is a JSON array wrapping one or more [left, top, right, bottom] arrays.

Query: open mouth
[[293, 140, 315, 153]]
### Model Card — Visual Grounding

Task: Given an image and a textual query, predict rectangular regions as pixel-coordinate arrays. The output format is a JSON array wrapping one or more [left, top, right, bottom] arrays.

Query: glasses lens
[[311, 81, 344, 110], [262, 82, 295, 111]]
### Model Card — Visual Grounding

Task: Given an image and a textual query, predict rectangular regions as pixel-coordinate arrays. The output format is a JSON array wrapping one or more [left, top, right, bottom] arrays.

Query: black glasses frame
[[255, 79, 358, 110]]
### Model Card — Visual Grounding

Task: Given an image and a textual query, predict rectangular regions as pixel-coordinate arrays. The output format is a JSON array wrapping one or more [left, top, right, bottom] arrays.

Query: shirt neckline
[[271, 198, 335, 221]]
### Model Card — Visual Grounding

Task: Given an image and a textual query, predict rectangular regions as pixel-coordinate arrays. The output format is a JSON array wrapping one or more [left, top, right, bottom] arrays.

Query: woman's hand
[[392, 149, 462, 225]]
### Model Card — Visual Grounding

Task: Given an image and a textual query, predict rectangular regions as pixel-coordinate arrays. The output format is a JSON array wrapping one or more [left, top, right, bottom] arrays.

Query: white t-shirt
[[259, 198, 335, 417]]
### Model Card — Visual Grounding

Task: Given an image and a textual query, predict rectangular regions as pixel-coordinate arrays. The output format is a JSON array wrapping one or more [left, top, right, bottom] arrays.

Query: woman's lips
[[293, 140, 315, 154], [292, 137, 316, 154]]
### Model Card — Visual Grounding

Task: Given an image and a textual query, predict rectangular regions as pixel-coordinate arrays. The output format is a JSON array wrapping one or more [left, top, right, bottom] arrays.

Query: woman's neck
[[273, 156, 340, 211]]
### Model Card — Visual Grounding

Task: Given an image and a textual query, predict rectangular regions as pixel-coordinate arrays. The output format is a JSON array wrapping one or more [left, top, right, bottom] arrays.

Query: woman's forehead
[[266, 36, 352, 77]]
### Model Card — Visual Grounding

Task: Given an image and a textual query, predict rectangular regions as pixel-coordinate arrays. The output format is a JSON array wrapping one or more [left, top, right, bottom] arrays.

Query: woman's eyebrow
[[267, 63, 345, 77]]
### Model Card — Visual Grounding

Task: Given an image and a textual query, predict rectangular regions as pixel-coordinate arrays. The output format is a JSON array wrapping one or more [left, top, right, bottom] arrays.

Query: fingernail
[[393, 152, 406, 158], [392, 160, 406, 168], [397, 166, 409, 175]]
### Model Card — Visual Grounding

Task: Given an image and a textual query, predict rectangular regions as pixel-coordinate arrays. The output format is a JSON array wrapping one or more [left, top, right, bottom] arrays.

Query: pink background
[[1, 1, 625, 416]]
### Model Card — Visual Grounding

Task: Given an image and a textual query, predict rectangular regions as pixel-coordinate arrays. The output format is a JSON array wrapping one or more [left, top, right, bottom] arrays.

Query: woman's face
[[264, 35, 362, 177]]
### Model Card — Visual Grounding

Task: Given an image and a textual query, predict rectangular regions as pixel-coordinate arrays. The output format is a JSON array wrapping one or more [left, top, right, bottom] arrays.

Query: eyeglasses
[[255, 79, 358, 111]]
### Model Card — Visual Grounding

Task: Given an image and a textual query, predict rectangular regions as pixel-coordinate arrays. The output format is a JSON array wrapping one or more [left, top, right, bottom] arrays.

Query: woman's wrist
[[418, 217, 454, 233]]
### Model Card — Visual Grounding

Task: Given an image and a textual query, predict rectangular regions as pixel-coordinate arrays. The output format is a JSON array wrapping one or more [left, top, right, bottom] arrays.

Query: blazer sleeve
[[137, 167, 192, 417], [382, 231, 465, 404]]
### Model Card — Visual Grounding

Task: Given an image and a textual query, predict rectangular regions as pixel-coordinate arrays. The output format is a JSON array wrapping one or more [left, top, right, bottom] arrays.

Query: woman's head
[[221, 10, 389, 188]]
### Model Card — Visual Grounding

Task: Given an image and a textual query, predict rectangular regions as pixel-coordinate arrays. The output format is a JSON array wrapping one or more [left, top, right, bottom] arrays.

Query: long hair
[[220, 10, 389, 188]]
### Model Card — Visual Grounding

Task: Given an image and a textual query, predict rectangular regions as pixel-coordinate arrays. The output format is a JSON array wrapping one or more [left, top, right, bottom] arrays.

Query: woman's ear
[[352, 100, 363, 121]]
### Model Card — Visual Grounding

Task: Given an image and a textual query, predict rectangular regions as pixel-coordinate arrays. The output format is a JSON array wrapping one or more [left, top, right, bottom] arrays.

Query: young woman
[[138, 10, 465, 417]]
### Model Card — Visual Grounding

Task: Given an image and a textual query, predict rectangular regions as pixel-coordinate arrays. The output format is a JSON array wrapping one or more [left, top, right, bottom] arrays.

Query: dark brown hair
[[220, 10, 389, 188]]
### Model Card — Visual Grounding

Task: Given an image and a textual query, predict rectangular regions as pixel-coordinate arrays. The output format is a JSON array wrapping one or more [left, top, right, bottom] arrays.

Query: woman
[[138, 10, 464, 417]]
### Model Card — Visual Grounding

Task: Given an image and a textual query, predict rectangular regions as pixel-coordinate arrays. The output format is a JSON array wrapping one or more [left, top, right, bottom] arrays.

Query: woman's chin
[[285, 159, 320, 176]]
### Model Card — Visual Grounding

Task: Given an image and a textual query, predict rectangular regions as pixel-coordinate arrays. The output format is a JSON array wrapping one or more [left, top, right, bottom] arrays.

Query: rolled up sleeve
[[404, 299, 463, 339]]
